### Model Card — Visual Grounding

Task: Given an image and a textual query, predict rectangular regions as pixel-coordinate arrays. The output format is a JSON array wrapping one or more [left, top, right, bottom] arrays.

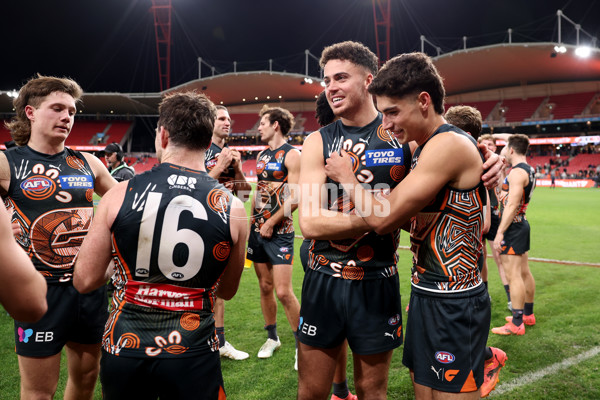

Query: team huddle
[[1, 41, 538, 400]]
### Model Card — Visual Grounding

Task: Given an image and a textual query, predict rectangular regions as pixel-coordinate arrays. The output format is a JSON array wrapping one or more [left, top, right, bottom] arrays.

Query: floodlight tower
[[372, 0, 391, 66], [151, 0, 172, 91]]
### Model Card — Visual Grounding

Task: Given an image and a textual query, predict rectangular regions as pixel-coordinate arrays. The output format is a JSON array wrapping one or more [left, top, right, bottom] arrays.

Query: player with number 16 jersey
[[104, 163, 236, 358]]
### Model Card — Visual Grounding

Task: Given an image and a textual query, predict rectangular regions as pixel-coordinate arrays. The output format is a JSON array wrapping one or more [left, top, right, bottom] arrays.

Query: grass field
[[0, 187, 598, 399]]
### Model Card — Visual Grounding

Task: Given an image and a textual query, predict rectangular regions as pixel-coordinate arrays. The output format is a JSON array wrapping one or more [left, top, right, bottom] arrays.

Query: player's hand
[[230, 149, 242, 169], [259, 221, 274, 239], [479, 144, 505, 188], [216, 148, 234, 174], [324, 150, 356, 185], [492, 232, 505, 258]]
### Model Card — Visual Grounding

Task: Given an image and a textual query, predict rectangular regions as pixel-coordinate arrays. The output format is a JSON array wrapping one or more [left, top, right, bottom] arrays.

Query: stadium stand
[[500, 97, 545, 123], [564, 153, 600, 175], [131, 157, 158, 174], [103, 121, 132, 145], [69, 121, 111, 145], [544, 92, 597, 120], [230, 114, 259, 134], [446, 100, 499, 121]]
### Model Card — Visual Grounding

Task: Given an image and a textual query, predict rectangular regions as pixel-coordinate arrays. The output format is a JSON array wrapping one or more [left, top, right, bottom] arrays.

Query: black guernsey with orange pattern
[[252, 143, 295, 235], [105, 163, 234, 358], [307, 114, 411, 280], [4, 146, 95, 284], [500, 162, 536, 223], [205, 142, 236, 192], [409, 124, 486, 292]]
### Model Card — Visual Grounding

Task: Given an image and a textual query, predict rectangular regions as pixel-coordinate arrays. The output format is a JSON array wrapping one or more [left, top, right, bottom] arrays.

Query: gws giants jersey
[[4, 146, 95, 284], [252, 143, 295, 235], [205, 143, 236, 192], [409, 124, 487, 293], [307, 114, 412, 280], [104, 163, 234, 358], [501, 162, 536, 222]]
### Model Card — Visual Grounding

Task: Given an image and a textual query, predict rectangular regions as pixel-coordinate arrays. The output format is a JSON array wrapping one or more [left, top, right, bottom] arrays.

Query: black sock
[[524, 302, 534, 315], [265, 324, 278, 341], [485, 346, 493, 361], [332, 379, 350, 399], [293, 330, 298, 349], [512, 309, 524, 326], [504, 285, 511, 301], [216, 327, 225, 347]]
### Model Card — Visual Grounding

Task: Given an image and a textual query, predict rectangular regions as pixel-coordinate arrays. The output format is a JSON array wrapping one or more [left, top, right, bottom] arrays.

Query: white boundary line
[[492, 346, 600, 396], [292, 238, 600, 267]]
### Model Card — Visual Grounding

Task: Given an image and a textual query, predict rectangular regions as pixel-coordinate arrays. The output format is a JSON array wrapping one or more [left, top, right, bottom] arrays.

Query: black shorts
[[100, 351, 225, 400], [247, 230, 294, 265], [501, 219, 530, 255], [14, 284, 108, 357], [298, 268, 402, 355], [402, 285, 490, 393], [299, 239, 310, 272], [484, 211, 500, 241]]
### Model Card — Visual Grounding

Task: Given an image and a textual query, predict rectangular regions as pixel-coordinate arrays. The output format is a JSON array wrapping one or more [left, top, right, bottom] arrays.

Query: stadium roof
[[1, 43, 598, 116]]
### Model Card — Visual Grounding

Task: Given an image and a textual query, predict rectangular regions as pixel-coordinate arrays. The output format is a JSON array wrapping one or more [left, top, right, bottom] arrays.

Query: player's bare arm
[[216, 196, 248, 300], [208, 147, 233, 179], [298, 131, 371, 240], [0, 206, 47, 322], [82, 152, 118, 196], [0, 152, 11, 196], [326, 132, 482, 235], [73, 181, 127, 293], [479, 143, 504, 188], [230, 149, 252, 200]]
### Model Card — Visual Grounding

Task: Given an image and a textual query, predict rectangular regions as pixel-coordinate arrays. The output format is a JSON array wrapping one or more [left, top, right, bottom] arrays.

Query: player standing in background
[[205, 105, 251, 361], [248, 105, 301, 368], [1, 74, 116, 399], [74, 91, 247, 399], [492, 134, 537, 336]]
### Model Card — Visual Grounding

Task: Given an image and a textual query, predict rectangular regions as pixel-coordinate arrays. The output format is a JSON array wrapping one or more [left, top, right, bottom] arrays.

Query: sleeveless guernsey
[[104, 163, 234, 358], [307, 114, 412, 280], [205, 142, 236, 192], [501, 162, 536, 223], [252, 143, 296, 235], [409, 124, 487, 293], [4, 146, 95, 284]]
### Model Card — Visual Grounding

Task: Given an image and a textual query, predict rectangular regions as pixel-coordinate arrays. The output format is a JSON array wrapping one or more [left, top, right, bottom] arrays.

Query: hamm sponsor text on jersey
[[125, 281, 208, 311]]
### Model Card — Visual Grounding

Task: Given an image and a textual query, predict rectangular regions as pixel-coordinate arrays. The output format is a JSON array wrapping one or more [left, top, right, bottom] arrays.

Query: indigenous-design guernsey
[[104, 163, 234, 358], [3, 146, 95, 284], [409, 124, 487, 292], [307, 115, 412, 280], [252, 143, 296, 235], [205, 142, 236, 192], [500, 162, 536, 223]]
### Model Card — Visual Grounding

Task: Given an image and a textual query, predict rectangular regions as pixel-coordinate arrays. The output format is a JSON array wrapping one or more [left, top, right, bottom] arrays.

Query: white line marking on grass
[[492, 346, 600, 396], [293, 238, 600, 267]]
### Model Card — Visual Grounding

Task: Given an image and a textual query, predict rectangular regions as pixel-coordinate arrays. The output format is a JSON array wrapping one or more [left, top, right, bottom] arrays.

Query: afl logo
[[21, 175, 56, 200], [435, 351, 455, 364], [171, 272, 184, 279], [388, 314, 401, 326], [256, 160, 266, 175], [206, 159, 217, 170]]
